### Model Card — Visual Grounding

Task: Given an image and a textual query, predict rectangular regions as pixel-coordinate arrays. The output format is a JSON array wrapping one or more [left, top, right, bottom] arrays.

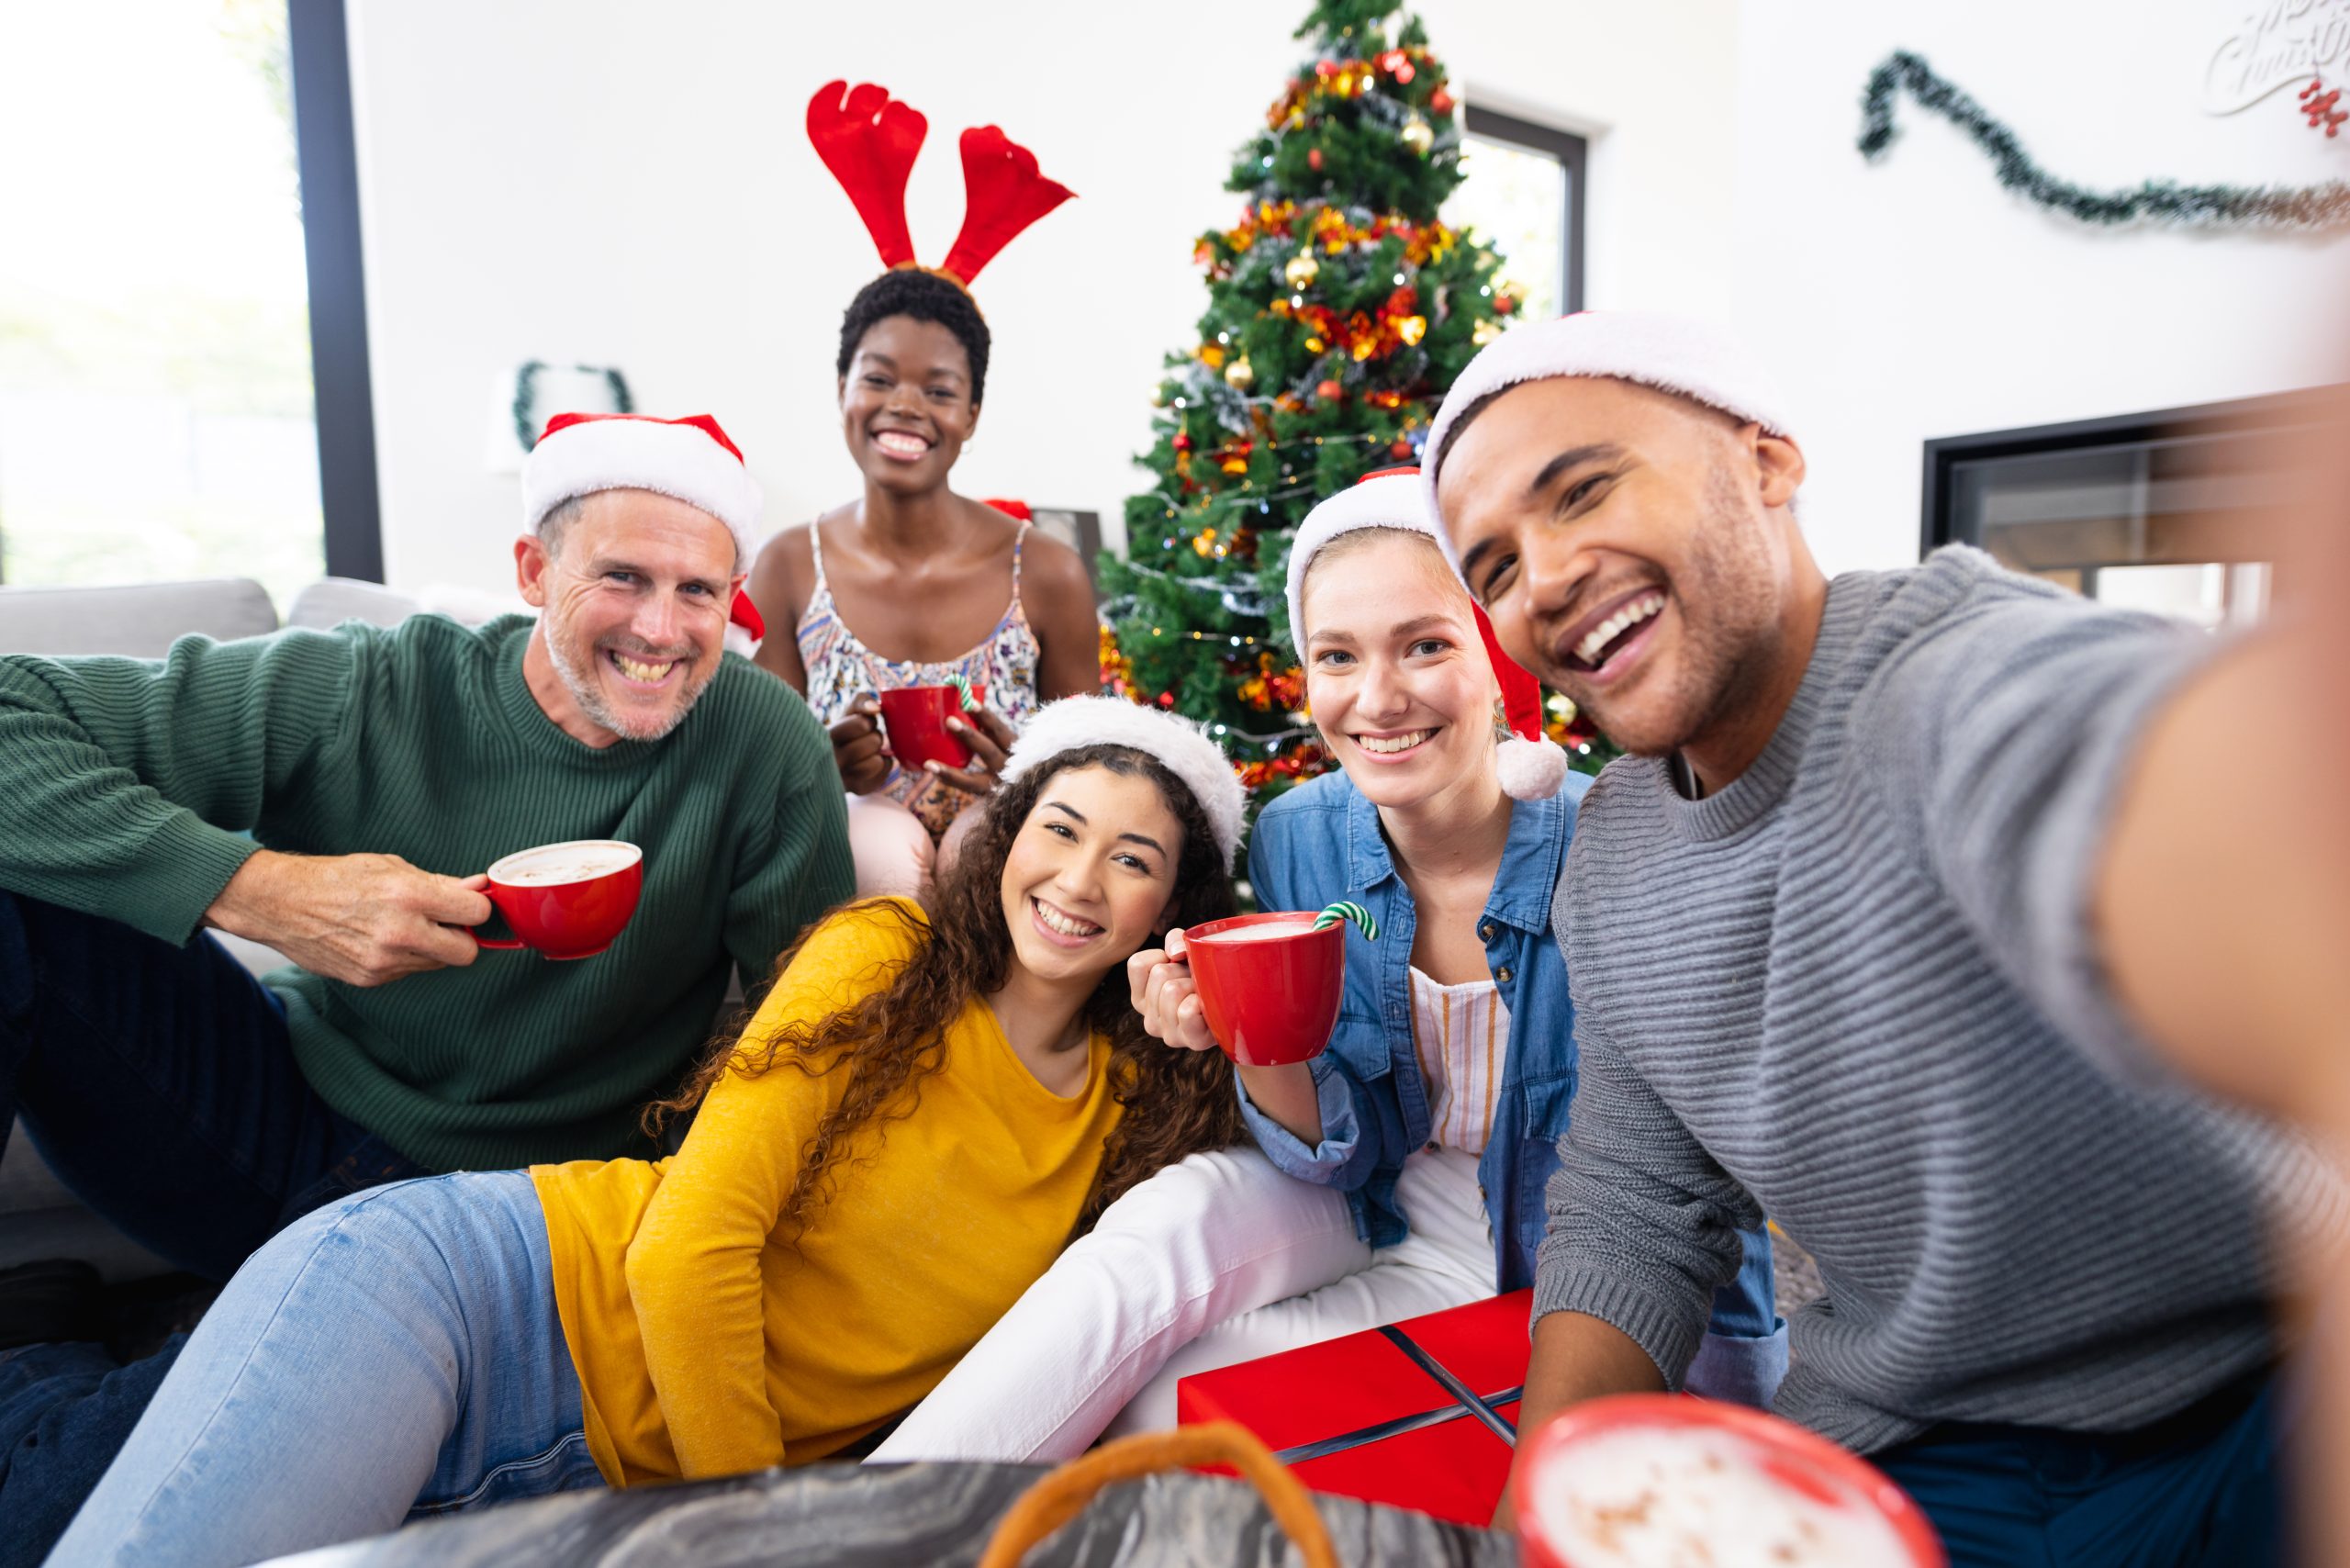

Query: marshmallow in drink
[[1530, 1423, 1919, 1568]]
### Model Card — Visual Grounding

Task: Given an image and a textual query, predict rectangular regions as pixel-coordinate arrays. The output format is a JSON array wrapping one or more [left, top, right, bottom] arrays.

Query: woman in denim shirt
[[874, 476, 1781, 1464]]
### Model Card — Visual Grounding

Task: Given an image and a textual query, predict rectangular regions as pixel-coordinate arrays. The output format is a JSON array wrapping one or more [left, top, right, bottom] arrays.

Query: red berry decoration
[[1308, 147, 1325, 172], [1315, 378, 1345, 402]]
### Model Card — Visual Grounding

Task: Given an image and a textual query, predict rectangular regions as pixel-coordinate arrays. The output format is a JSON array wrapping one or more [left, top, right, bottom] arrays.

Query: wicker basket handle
[[977, 1420, 1339, 1568]]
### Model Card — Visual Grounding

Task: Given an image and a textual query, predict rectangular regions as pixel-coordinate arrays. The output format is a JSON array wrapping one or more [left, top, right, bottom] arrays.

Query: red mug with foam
[[1516, 1394, 1945, 1568], [470, 840, 643, 960], [1177, 911, 1347, 1068], [878, 683, 988, 773]]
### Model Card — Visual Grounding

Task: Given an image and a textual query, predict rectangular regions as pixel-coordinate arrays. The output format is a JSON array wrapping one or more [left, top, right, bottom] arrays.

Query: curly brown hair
[[649, 744, 1246, 1240]]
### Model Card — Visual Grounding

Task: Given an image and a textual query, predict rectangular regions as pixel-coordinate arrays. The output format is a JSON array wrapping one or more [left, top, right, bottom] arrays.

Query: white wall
[[344, 0, 1738, 597], [1730, 0, 2350, 576]]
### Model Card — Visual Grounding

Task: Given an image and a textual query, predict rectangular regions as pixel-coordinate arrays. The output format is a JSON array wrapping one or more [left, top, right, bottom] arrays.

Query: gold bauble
[[1284, 251, 1321, 290], [1472, 318, 1504, 347], [1401, 115, 1434, 156], [1396, 314, 1428, 347], [1224, 355, 1256, 391]]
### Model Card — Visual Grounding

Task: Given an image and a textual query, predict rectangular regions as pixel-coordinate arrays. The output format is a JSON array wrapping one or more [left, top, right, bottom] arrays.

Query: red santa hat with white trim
[[520, 411, 767, 637], [1283, 467, 1570, 801], [1418, 310, 1796, 578], [1000, 696, 1248, 870]]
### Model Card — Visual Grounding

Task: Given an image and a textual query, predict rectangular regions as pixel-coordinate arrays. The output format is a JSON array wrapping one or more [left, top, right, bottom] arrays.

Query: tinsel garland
[[1859, 50, 2350, 233], [512, 362, 635, 452]]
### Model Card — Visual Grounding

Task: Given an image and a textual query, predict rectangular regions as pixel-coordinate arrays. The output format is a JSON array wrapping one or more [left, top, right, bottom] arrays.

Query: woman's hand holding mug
[[1128, 928, 1220, 1052], [830, 697, 894, 795]]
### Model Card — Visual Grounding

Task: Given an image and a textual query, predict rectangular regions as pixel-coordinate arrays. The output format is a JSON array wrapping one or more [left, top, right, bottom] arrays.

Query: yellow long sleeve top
[[531, 898, 1122, 1484]]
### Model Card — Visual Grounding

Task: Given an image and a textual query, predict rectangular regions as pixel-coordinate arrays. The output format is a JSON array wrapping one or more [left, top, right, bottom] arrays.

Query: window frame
[[1918, 387, 2342, 565], [288, 0, 382, 582], [1458, 104, 1587, 316]]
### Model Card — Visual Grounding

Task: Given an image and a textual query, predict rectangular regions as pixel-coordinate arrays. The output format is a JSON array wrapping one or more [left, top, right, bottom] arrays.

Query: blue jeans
[[0, 891, 428, 1568], [49, 1171, 601, 1568], [1874, 1371, 2288, 1568]]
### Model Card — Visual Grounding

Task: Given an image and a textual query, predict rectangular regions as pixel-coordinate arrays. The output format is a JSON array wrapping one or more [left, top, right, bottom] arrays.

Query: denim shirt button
[[1494, 965, 1514, 983], [1479, 922, 1495, 942]]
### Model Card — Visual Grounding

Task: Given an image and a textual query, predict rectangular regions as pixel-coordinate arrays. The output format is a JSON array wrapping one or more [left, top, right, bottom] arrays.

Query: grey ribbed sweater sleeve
[[1534, 1007, 1760, 1386]]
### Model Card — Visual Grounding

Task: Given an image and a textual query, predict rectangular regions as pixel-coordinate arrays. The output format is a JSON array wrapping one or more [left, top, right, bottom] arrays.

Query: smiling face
[[1298, 528, 1500, 812], [1436, 376, 1807, 757], [517, 487, 742, 745], [999, 762, 1185, 991], [838, 315, 979, 495]]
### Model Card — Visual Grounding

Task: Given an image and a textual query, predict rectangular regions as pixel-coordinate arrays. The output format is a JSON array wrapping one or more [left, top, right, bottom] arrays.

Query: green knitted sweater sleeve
[[722, 689, 856, 998], [0, 629, 360, 943]]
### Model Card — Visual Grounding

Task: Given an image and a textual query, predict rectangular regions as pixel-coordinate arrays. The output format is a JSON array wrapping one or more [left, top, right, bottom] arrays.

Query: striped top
[[793, 518, 1044, 839], [1539, 547, 2342, 1454], [1406, 967, 1511, 1156]]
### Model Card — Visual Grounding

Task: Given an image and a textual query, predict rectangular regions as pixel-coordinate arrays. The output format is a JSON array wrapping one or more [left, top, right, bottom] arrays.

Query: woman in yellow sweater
[[52, 698, 1248, 1568]]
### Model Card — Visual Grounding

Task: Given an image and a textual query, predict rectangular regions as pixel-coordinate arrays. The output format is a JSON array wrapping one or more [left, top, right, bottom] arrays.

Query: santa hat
[[521, 412, 767, 637], [1000, 697, 1247, 871], [1283, 468, 1569, 801], [808, 81, 1073, 290], [1419, 310, 1795, 574]]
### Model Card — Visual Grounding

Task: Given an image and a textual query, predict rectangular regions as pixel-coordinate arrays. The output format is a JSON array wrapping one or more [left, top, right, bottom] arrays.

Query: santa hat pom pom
[[1495, 734, 1570, 801]]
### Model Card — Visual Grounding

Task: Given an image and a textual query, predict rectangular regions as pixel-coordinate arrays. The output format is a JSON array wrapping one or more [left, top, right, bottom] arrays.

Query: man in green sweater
[[0, 411, 853, 1562]]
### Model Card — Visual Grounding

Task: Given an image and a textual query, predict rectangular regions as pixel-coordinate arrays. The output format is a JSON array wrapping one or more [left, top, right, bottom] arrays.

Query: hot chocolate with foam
[[492, 841, 641, 887], [1533, 1424, 1915, 1568]]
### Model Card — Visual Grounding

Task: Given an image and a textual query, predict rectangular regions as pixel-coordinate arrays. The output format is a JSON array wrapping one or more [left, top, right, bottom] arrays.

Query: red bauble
[[1314, 59, 1337, 79], [1429, 88, 1454, 115], [1172, 432, 1194, 452], [1308, 148, 1325, 172], [1156, 691, 1177, 709], [1493, 293, 1517, 316], [1391, 439, 1414, 460], [1315, 378, 1345, 402]]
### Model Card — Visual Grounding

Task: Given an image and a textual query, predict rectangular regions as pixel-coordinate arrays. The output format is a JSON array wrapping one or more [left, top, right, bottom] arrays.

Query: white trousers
[[869, 1145, 1494, 1463]]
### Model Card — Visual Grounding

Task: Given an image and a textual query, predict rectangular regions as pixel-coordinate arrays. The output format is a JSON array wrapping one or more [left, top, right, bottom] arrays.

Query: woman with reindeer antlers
[[752, 83, 1103, 902]]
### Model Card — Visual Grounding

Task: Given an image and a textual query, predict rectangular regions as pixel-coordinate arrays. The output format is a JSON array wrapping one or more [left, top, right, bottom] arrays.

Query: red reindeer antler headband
[[807, 80, 1073, 288]]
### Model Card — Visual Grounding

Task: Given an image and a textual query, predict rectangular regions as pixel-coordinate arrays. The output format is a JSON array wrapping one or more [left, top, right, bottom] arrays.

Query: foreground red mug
[[470, 840, 643, 960], [878, 683, 988, 773], [1516, 1394, 1945, 1568], [1178, 911, 1346, 1067]]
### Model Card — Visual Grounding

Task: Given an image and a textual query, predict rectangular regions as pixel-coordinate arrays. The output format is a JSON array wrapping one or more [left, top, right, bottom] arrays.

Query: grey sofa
[[0, 577, 421, 1281]]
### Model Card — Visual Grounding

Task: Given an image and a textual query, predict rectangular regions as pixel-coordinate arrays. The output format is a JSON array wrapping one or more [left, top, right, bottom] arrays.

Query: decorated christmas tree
[[1098, 0, 1606, 801]]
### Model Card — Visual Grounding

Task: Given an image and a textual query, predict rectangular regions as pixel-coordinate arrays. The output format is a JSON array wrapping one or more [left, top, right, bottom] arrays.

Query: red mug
[[878, 683, 988, 773], [1177, 912, 1347, 1068], [470, 840, 643, 960], [1516, 1394, 1946, 1568]]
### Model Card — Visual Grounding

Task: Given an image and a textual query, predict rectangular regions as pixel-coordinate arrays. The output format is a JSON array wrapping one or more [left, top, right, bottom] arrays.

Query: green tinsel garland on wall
[[1860, 50, 2350, 232]]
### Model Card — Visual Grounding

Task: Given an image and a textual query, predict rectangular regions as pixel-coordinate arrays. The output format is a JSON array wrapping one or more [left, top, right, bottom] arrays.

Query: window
[[1444, 106, 1586, 319], [1920, 390, 2333, 630], [0, 0, 376, 603]]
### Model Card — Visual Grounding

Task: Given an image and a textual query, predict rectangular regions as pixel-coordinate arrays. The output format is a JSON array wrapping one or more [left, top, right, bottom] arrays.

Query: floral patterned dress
[[794, 519, 1043, 840]]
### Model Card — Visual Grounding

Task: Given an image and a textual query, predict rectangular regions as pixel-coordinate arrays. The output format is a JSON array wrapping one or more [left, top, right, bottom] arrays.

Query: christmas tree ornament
[[1429, 87, 1454, 115], [1472, 318, 1503, 347], [1224, 356, 1257, 390], [808, 80, 1076, 288], [1401, 114, 1434, 155], [1315, 377, 1345, 402], [1492, 291, 1518, 316], [1308, 147, 1326, 172], [1171, 432, 1195, 453], [1281, 468, 1568, 800], [1284, 251, 1322, 289], [1396, 314, 1428, 346]]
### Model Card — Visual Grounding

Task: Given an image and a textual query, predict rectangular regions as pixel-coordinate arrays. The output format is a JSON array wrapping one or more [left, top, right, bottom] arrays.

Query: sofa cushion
[[0, 577, 278, 656], [285, 577, 421, 632]]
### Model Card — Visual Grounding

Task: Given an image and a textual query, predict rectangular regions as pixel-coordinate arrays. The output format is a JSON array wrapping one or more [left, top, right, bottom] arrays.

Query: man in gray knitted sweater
[[1422, 313, 2334, 1566]]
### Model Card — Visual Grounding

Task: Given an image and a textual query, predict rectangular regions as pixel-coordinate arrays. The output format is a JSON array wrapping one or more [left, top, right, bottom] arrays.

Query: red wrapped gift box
[[1175, 1289, 1531, 1527]]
